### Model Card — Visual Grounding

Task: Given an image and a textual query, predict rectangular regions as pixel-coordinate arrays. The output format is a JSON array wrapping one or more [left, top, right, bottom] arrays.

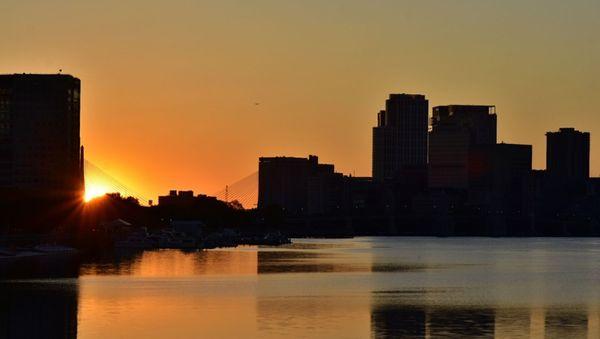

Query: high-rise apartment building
[[429, 105, 497, 189], [0, 74, 84, 198], [546, 127, 590, 182], [372, 94, 428, 181], [258, 155, 343, 215]]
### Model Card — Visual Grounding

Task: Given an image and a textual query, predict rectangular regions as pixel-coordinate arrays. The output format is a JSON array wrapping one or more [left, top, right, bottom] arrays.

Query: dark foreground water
[[1, 237, 599, 338]]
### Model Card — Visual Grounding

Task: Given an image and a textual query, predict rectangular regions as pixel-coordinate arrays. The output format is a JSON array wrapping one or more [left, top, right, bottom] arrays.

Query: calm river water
[[1, 237, 600, 338]]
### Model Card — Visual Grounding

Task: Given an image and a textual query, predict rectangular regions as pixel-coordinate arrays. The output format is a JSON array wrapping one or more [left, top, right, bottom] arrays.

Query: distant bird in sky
[[254, 102, 260, 106]]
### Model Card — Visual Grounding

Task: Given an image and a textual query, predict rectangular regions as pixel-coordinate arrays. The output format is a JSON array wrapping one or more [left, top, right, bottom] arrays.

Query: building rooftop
[[546, 127, 590, 136], [0, 73, 77, 78], [260, 155, 318, 161], [433, 105, 496, 115], [388, 93, 426, 100]]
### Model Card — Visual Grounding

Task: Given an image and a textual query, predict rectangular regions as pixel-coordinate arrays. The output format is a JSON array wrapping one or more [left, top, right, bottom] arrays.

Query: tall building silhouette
[[429, 105, 497, 189], [470, 143, 533, 235], [546, 127, 590, 182], [372, 94, 428, 181], [258, 155, 342, 215], [0, 74, 84, 198]]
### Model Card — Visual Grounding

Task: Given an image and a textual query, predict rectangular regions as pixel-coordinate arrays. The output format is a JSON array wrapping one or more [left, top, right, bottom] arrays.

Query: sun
[[84, 183, 109, 202]]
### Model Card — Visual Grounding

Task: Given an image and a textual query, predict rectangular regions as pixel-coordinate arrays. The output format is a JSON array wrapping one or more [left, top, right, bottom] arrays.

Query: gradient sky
[[2, 0, 599, 201]]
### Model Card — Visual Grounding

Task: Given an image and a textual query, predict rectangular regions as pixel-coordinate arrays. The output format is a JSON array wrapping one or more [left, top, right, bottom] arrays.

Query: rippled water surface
[[2, 237, 600, 338]]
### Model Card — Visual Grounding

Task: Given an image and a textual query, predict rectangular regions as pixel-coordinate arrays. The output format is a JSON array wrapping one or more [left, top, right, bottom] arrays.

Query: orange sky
[[2, 1, 599, 201]]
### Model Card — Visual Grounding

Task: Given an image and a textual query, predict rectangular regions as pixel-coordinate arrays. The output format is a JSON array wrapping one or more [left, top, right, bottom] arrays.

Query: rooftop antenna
[[225, 185, 229, 203]]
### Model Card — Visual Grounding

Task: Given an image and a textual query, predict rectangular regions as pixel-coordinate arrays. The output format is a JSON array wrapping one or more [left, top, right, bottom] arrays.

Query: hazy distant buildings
[[0, 74, 84, 198], [429, 105, 497, 189], [159, 190, 195, 206], [158, 190, 218, 207], [372, 94, 428, 181], [546, 127, 590, 183]]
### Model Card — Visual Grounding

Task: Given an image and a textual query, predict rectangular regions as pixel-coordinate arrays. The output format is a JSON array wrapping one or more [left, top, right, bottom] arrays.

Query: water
[[1, 237, 600, 338]]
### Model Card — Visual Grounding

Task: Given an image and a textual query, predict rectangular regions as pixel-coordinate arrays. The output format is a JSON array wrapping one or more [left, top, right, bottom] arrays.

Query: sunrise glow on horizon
[[3, 1, 599, 200], [84, 183, 109, 202], [3, 2, 600, 339]]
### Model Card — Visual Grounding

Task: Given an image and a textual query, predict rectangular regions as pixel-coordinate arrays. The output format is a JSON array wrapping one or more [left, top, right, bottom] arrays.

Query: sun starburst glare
[[84, 183, 109, 202]]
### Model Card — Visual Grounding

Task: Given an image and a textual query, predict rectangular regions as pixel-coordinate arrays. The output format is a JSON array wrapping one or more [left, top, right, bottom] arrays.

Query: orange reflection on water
[[135, 249, 259, 276], [78, 249, 260, 338], [78, 287, 259, 338], [81, 248, 259, 277]]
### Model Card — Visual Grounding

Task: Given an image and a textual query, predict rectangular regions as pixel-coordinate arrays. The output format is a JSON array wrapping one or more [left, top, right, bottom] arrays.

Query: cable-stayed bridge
[[85, 160, 258, 209], [213, 171, 258, 209], [84, 160, 150, 205]]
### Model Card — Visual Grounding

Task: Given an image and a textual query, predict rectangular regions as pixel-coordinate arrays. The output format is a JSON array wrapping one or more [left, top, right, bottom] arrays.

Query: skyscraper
[[428, 105, 497, 189], [258, 155, 343, 215], [0, 74, 84, 199], [546, 127, 590, 182], [372, 94, 428, 181]]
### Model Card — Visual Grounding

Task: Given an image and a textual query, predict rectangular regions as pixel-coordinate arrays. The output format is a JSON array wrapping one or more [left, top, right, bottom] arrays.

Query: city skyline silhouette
[[2, 1, 600, 199], [2, 2, 600, 339], [1, 73, 595, 237]]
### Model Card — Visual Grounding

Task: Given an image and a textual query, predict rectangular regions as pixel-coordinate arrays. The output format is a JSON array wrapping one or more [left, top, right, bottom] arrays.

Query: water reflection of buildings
[[371, 304, 427, 337], [370, 301, 495, 338], [256, 251, 349, 274], [371, 295, 599, 338], [81, 249, 259, 276], [0, 282, 78, 339], [544, 308, 596, 339], [256, 242, 375, 274], [256, 295, 371, 338], [82, 245, 369, 277]]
